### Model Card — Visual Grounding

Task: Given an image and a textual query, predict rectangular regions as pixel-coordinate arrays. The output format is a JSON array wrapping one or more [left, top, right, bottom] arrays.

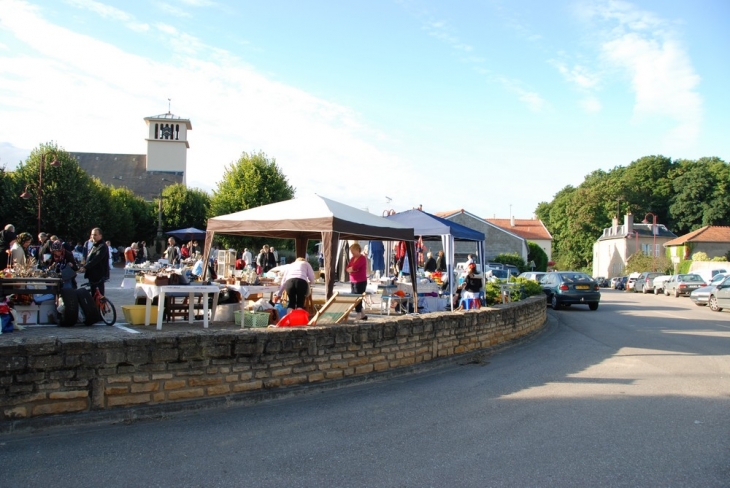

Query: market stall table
[[135, 283, 221, 330]]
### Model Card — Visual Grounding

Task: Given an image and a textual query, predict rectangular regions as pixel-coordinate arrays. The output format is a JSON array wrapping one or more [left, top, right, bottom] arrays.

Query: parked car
[[689, 273, 728, 306], [504, 264, 520, 277], [708, 275, 730, 312], [541, 271, 601, 310], [594, 277, 609, 288], [652, 275, 672, 295], [635, 272, 664, 294], [485, 268, 510, 282], [663, 274, 706, 297], [615, 276, 628, 291], [519, 271, 546, 282], [626, 272, 641, 291], [694, 268, 728, 285], [610, 277, 621, 289]]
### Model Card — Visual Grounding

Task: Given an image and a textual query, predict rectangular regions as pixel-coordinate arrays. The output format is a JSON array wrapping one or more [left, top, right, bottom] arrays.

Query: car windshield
[[558, 273, 592, 282], [679, 274, 703, 282], [490, 269, 508, 278]]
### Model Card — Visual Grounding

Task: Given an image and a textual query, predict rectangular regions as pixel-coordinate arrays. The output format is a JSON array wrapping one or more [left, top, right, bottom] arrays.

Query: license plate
[[575, 285, 590, 290]]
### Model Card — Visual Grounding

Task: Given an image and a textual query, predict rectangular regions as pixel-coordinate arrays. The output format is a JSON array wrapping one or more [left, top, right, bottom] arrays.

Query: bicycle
[[79, 280, 117, 326]]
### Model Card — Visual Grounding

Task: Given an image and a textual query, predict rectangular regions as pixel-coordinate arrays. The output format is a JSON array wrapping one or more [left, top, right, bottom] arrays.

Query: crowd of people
[[1, 223, 112, 297]]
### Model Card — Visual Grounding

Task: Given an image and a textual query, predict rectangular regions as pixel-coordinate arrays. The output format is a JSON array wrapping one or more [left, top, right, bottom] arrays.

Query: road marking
[[113, 323, 140, 334]]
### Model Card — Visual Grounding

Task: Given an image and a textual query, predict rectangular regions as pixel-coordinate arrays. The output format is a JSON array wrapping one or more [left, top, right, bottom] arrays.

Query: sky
[[1, 0, 728, 220]]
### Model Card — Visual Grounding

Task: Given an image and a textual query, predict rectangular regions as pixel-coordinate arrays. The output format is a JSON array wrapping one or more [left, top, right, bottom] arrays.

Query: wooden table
[[0, 277, 62, 298]]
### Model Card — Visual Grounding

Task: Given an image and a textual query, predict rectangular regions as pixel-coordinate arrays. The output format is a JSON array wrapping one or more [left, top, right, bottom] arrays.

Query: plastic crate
[[236, 310, 270, 328], [122, 305, 158, 325]]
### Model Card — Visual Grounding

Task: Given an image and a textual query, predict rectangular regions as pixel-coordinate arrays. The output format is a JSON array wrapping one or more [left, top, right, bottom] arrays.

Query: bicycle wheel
[[99, 297, 117, 326]]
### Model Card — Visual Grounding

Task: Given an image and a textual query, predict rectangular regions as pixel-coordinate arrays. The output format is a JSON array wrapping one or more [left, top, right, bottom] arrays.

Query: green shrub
[[678, 260, 692, 274], [691, 251, 710, 261], [484, 277, 543, 305], [711, 256, 727, 262], [493, 253, 527, 272], [527, 242, 548, 272]]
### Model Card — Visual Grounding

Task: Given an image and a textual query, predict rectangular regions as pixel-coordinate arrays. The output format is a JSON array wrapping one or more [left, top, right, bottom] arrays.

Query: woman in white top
[[276, 257, 315, 313], [10, 232, 33, 267]]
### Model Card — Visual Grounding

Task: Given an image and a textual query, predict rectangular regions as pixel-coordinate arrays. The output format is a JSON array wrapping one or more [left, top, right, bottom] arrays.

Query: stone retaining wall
[[0, 296, 546, 421]]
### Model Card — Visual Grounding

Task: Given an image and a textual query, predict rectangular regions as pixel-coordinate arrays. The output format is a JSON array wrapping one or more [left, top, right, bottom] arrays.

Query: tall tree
[[209, 151, 295, 250], [669, 157, 730, 234], [160, 183, 211, 232]]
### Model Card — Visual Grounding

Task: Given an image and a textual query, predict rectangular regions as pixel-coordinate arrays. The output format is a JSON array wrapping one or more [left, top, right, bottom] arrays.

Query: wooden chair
[[308, 292, 364, 325]]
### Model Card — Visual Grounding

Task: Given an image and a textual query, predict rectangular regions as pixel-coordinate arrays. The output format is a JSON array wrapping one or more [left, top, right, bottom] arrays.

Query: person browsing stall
[[50, 239, 79, 288], [346, 243, 368, 320], [275, 257, 315, 314], [9, 232, 32, 267], [81, 228, 110, 297]]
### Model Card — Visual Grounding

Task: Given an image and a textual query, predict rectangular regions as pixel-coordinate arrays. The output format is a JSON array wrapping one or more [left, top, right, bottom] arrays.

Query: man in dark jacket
[[83, 227, 109, 296]]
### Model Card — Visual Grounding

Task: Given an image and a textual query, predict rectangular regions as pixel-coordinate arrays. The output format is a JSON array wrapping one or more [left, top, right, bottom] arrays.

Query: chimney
[[624, 213, 634, 235], [510, 215, 515, 227]]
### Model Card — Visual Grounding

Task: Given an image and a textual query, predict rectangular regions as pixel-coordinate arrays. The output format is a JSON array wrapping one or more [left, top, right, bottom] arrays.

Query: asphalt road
[[2, 289, 729, 487]]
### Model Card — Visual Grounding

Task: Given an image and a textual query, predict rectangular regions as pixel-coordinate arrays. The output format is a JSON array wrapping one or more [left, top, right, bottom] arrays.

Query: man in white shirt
[[242, 248, 253, 268]]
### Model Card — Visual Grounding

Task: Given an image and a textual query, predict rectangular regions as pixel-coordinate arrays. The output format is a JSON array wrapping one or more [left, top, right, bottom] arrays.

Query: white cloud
[[551, 61, 600, 89], [158, 3, 192, 18], [0, 0, 421, 211], [580, 96, 602, 113], [583, 0, 702, 147], [498, 77, 546, 112], [64, 0, 149, 31], [179, 0, 216, 6]]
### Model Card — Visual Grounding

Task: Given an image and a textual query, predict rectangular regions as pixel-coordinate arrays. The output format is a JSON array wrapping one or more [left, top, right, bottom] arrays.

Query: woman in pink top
[[276, 257, 315, 312], [346, 243, 368, 320]]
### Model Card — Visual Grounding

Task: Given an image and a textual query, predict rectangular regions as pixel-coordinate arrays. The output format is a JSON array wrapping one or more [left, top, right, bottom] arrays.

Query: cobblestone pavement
[[2, 266, 401, 341]]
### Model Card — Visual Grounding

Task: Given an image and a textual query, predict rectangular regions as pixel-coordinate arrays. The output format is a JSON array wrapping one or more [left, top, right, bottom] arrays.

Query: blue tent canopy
[[166, 227, 207, 242], [385, 209, 486, 311], [385, 209, 484, 241]]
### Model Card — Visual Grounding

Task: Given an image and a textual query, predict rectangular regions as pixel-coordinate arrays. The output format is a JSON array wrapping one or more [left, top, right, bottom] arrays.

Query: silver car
[[708, 276, 730, 312], [690, 273, 728, 306], [664, 274, 706, 297]]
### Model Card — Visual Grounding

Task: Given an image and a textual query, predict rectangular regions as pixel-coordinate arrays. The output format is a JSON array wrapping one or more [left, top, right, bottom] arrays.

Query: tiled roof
[[664, 226, 730, 246], [433, 209, 464, 218], [70, 152, 183, 201], [486, 218, 553, 241]]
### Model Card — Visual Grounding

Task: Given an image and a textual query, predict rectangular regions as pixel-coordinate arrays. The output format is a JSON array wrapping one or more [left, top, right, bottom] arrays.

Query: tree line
[[0, 143, 294, 252], [535, 155, 730, 271]]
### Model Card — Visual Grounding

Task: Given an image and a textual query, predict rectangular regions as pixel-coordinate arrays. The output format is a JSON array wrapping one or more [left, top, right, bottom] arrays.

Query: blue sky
[[1, 0, 728, 219]]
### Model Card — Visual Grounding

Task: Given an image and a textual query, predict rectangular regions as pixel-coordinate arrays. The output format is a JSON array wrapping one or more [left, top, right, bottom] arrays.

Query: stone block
[[207, 384, 231, 396], [105, 386, 129, 395], [232, 381, 262, 393], [188, 377, 223, 387], [270, 367, 292, 378], [151, 373, 173, 380], [307, 372, 324, 382], [4, 406, 29, 419], [32, 399, 87, 416], [15, 372, 46, 383], [107, 375, 132, 384], [49, 390, 88, 400], [130, 382, 159, 393], [262, 378, 281, 388], [152, 348, 179, 362], [167, 388, 205, 401], [106, 394, 151, 408], [354, 364, 374, 375], [29, 355, 64, 370], [164, 379, 187, 390], [281, 375, 307, 386]]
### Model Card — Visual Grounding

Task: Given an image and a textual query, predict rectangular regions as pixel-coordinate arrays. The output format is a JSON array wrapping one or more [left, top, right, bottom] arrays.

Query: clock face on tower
[[161, 124, 173, 139]]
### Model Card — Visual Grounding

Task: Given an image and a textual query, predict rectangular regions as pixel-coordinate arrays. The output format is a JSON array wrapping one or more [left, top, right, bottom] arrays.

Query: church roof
[[70, 152, 182, 201]]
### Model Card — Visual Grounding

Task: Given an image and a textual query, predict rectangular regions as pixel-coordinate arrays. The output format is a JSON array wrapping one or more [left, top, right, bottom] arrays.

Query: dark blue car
[[541, 272, 601, 310]]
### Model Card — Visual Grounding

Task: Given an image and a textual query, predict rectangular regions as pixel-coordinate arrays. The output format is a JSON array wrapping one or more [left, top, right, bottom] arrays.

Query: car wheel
[[664, 287, 669, 296], [589, 302, 599, 311], [674, 288, 679, 298], [551, 295, 560, 310], [709, 296, 723, 312], [642, 286, 647, 294], [654, 287, 659, 295]]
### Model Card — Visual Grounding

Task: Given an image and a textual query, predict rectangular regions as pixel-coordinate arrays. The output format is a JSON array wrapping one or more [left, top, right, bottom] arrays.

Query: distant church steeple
[[144, 105, 192, 184]]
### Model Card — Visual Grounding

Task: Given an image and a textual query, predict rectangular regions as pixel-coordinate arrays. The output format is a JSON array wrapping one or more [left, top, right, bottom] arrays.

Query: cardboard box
[[14, 305, 39, 325], [38, 301, 58, 324]]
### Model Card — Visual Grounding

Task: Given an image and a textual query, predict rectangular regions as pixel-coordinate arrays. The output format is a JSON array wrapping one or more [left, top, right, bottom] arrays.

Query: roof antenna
[[167, 98, 171, 114]]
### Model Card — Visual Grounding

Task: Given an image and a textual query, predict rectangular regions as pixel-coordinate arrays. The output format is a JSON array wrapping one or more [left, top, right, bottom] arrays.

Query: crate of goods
[[235, 310, 270, 328], [122, 305, 158, 325]]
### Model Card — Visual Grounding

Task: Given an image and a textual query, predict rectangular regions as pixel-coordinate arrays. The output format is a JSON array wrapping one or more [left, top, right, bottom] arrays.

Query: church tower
[[144, 112, 192, 183]]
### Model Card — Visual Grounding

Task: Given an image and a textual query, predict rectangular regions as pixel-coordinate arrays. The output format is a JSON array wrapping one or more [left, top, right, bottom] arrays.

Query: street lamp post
[[20, 152, 61, 237], [643, 212, 659, 272]]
